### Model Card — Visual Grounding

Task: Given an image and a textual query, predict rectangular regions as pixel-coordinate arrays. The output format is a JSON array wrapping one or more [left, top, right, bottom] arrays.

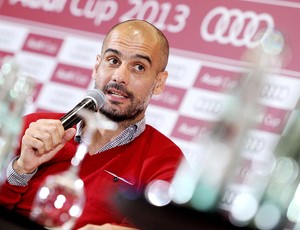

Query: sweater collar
[[74, 116, 146, 153]]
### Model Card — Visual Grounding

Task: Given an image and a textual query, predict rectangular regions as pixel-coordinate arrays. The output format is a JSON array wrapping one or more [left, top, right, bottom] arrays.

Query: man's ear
[[153, 71, 168, 95], [92, 55, 101, 80]]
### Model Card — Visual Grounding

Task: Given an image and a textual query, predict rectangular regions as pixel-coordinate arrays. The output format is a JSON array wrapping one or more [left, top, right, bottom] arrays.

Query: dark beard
[[98, 82, 146, 122], [99, 105, 143, 122]]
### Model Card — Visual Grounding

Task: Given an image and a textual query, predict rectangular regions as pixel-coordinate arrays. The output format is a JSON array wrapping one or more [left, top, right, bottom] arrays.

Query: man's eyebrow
[[104, 48, 152, 65], [104, 48, 119, 55], [134, 54, 152, 65]]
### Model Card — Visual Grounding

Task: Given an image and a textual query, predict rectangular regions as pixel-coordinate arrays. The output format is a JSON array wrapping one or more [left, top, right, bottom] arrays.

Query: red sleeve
[[0, 112, 64, 210], [0, 181, 29, 209]]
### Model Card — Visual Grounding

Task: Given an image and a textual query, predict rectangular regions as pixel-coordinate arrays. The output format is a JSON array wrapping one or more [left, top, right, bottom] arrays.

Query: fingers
[[64, 128, 77, 142], [23, 119, 66, 155]]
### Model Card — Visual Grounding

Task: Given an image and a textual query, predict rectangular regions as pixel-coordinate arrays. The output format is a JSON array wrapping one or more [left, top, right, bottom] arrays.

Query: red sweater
[[0, 112, 184, 229]]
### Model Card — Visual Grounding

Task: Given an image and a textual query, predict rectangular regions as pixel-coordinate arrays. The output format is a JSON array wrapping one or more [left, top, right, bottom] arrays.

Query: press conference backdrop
[[0, 0, 300, 213]]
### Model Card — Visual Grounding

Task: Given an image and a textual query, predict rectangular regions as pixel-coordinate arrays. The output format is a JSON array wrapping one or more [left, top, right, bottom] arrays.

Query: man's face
[[93, 23, 167, 123]]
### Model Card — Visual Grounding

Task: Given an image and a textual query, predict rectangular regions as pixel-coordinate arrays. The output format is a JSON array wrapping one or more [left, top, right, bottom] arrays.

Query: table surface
[[0, 191, 288, 230], [114, 190, 257, 230], [0, 205, 45, 230]]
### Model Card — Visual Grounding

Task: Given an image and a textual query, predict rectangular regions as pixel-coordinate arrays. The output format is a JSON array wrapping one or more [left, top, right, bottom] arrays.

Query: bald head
[[101, 20, 169, 72]]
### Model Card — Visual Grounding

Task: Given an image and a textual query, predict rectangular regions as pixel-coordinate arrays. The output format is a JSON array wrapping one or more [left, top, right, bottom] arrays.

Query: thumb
[[63, 128, 76, 142]]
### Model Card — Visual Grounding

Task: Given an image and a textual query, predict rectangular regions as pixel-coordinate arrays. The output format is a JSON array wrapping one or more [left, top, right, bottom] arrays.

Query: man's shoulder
[[143, 124, 180, 148], [144, 124, 167, 137]]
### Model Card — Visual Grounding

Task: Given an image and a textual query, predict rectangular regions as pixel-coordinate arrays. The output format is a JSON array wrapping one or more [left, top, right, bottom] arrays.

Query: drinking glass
[[30, 110, 117, 229]]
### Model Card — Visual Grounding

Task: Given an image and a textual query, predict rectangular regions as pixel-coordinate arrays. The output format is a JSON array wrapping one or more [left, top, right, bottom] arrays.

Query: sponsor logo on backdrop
[[15, 52, 57, 83], [180, 89, 229, 121], [70, 0, 118, 26], [194, 96, 223, 115], [194, 66, 242, 92], [219, 164, 257, 209], [260, 83, 289, 101], [201, 6, 274, 48], [231, 158, 253, 183], [0, 24, 28, 52], [1, 0, 300, 72], [259, 76, 300, 110], [146, 106, 178, 136], [256, 106, 289, 134], [22, 33, 63, 57], [220, 188, 238, 207], [198, 73, 239, 92], [171, 116, 215, 141], [166, 55, 201, 88], [243, 136, 265, 153], [51, 63, 92, 89], [4, 0, 190, 32], [36, 82, 86, 112], [150, 85, 186, 110], [58, 37, 100, 68]]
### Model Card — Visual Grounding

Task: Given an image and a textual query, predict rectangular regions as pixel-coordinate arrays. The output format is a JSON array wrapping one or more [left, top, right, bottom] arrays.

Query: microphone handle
[[60, 98, 97, 129]]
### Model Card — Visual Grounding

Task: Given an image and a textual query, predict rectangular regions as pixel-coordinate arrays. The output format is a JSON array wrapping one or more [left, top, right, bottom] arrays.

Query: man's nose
[[112, 64, 129, 84]]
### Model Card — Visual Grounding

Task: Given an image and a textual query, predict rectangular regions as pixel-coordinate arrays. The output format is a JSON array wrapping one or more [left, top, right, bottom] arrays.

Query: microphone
[[60, 89, 106, 129]]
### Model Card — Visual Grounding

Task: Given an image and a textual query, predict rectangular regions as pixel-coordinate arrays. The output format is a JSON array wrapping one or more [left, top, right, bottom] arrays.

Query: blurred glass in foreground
[[144, 29, 300, 230], [0, 57, 35, 185], [30, 110, 117, 229]]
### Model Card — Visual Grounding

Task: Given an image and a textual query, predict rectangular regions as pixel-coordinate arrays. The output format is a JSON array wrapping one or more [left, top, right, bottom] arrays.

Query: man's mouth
[[106, 87, 131, 103], [103, 82, 133, 101], [108, 88, 129, 98]]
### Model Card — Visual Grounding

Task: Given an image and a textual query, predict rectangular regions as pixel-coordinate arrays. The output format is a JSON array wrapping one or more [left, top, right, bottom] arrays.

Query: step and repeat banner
[[0, 0, 300, 212]]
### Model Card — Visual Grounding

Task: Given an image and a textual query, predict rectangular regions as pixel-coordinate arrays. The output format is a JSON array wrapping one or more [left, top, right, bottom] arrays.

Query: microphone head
[[85, 89, 106, 110]]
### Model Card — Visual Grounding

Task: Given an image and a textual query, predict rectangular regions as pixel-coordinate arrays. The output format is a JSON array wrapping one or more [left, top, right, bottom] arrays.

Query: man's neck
[[87, 115, 145, 154]]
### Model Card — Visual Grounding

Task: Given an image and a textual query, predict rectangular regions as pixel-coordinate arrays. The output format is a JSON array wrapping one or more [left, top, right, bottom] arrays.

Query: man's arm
[[0, 115, 76, 209]]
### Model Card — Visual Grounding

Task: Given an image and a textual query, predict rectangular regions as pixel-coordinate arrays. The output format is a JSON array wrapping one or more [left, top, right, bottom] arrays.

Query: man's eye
[[134, 64, 145, 72], [108, 58, 119, 65]]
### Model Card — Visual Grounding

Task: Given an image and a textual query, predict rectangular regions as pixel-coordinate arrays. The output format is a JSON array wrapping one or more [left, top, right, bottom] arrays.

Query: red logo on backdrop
[[194, 66, 243, 93], [256, 106, 291, 134], [51, 64, 92, 89], [22, 33, 63, 57], [150, 85, 186, 110], [171, 115, 215, 141]]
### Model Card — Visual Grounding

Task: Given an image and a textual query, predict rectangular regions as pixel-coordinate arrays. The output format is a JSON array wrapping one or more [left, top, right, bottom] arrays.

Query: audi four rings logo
[[201, 6, 275, 48], [260, 83, 289, 101], [243, 136, 265, 153], [194, 97, 222, 115]]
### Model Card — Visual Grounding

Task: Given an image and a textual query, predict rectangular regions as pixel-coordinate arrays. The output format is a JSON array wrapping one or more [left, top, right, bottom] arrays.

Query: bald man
[[0, 20, 184, 230]]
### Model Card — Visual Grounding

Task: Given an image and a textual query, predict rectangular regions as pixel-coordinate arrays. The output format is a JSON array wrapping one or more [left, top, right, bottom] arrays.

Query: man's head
[[92, 20, 170, 125], [102, 19, 169, 72]]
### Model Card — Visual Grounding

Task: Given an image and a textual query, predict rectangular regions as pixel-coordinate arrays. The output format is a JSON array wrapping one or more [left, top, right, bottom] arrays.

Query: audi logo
[[167, 63, 187, 81], [220, 189, 237, 206], [201, 6, 274, 48], [260, 83, 289, 101], [243, 136, 265, 153], [194, 97, 222, 115]]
